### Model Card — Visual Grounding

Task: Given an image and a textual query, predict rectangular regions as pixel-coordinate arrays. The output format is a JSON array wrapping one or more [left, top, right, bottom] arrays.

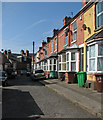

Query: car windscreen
[[35, 70, 44, 73]]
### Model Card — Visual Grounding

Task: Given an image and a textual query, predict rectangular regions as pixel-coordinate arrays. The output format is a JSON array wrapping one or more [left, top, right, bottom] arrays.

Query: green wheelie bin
[[76, 71, 86, 87]]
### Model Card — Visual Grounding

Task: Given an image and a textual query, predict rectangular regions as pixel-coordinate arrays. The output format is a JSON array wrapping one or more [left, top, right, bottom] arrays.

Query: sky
[[2, 2, 82, 54]]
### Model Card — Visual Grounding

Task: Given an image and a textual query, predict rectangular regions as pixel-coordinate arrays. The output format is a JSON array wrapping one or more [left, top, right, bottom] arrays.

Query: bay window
[[49, 59, 57, 71], [47, 60, 49, 71], [59, 54, 66, 71], [96, 1, 103, 28], [66, 53, 70, 71], [71, 52, 76, 71], [87, 42, 103, 72], [62, 54, 66, 70], [89, 45, 96, 71], [66, 51, 78, 72], [98, 44, 103, 71], [49, 59, 52, 71], [44, 60, 47, 71], [59, 56, 62, 71], [53, 59, 57, 71]]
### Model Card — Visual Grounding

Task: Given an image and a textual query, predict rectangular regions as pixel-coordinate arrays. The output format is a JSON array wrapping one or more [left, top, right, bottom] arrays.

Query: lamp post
[[33, 41, 35, 70]]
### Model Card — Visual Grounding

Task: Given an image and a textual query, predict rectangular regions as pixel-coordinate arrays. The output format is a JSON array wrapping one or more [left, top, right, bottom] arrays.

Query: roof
[[58, 43, 79, 54], [36, 52, 58, 63], [85, 30, 103, 43], [47, 52, 58, 59]]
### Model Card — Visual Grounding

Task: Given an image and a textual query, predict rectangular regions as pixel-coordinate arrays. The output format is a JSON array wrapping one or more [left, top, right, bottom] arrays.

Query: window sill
[[71, 40, 77, 44], [59, 70, 66, 72], [94, 26, 103, 32], [87, 71, 103, 74]]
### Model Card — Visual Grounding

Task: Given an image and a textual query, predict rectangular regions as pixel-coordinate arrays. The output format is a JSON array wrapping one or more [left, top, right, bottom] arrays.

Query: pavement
[[40, 78, 103, 118]]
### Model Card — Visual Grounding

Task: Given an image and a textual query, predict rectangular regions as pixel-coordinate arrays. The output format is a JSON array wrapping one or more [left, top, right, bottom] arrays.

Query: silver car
[[0, 71, 7, 87], [31, 69, 46, 80]]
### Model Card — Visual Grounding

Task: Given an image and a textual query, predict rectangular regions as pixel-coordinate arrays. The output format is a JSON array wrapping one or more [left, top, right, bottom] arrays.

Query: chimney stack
[[63, 16, 71, 26], [26, 50, 29, 56], [4, 50, 7, 55], [21, 49, 24, 55], [42, 41, 46, 47], [47, 37, 52, 43], [39, 47, 42, 51], [7, 50, 11, 59], [53, 29, 59, 36]]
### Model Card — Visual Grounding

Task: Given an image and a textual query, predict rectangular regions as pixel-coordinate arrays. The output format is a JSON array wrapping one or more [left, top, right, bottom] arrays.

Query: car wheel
[[2, 82, 6, 87]]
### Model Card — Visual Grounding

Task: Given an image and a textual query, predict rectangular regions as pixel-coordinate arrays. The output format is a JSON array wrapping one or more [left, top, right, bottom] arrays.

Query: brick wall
[[58, 29, 65, 52]]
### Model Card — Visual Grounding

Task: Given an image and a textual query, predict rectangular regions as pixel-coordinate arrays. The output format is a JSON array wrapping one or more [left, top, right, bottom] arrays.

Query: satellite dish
[[82, 24, 87, 30]]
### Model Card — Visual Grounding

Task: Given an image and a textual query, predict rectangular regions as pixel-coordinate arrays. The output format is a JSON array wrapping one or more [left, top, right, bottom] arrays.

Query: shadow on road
[[6, 75, 45, 87], [2, 88, 44, 119]]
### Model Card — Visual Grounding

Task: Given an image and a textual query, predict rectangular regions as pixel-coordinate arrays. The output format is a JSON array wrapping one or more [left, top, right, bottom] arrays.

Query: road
[[2, 75, 96, 119]]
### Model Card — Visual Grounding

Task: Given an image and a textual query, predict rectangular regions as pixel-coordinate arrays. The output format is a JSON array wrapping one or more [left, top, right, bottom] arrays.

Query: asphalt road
[[2, 75, 97, 119]]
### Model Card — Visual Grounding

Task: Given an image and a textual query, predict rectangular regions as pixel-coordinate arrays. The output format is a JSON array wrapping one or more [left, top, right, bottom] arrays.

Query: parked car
[[6, 68, 17, 79], [21, 70, 26, 75], [0, 71, 7, 87], [26, 70, 31, 76], [31, 69, 46, 80], [11, 70, 17, 78]]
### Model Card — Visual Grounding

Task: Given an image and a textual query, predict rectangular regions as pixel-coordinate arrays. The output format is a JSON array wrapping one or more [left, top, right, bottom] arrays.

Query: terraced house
[[34, 0, 103, 90]]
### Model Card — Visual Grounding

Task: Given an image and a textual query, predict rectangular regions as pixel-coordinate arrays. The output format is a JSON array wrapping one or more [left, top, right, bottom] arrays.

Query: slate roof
[[86, 30, 103, 43], [58, 43, 80, 54]]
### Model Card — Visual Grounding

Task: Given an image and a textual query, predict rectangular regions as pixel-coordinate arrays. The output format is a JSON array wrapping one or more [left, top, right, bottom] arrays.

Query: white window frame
[[58, 54, 66, 72], [46, 59, 48, 71], [55, 37, 57, 52], [72, 20, 77, 42], [64, 27, 68, 46], [48, 58, 57, 71], [66, 52, 70, 71], [87, 42, 103, 73], [59, 55, 62, 71], [49, 59, 53, 71], [66, 51, 78, 72], [53, 59, 57, 71], [96, 1, 103, 28], [43, 60, 47, 71]]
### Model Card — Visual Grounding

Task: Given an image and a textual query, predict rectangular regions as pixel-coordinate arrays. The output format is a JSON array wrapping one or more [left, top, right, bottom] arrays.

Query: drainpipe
[[33, 41, 35, 70], [57, 32, 59, 79]]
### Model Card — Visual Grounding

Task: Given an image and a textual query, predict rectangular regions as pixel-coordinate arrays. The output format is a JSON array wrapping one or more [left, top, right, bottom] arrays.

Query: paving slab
[[40, 79, 103, 118]]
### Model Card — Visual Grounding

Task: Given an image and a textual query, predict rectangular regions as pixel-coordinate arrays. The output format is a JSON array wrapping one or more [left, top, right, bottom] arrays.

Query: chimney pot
[[21, 50, 24, 55], [42, 41, 46, 47]]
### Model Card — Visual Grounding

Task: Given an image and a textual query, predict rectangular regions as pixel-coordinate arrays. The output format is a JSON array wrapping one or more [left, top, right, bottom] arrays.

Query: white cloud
[[7, 19, 46, 41], [25, 19, 46, 30]]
